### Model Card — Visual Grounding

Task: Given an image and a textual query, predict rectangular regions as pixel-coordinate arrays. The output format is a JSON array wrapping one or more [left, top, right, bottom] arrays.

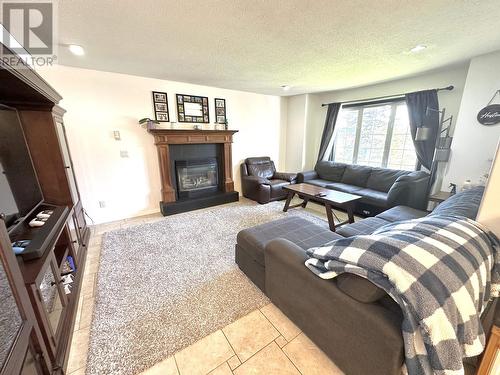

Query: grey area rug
[[86, 200, 329, 375]]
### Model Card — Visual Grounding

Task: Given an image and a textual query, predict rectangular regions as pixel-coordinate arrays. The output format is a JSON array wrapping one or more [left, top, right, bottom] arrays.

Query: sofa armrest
[[387, 171, 430, 209], [273, 171, 297, 182], [297, 170, 318, 183], [241, 175, 272, 203]]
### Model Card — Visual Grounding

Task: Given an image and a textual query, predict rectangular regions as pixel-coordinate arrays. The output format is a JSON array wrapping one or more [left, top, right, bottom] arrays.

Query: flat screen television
[[0, 104, 44, 231]]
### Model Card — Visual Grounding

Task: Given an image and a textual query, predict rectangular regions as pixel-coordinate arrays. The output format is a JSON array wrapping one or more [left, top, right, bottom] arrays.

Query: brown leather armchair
[[241, 157, 297, 204]]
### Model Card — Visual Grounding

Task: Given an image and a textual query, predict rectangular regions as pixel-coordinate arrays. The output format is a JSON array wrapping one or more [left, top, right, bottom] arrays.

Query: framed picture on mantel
[[152, 91, 170, 122], [176, 94, 209, 123], [214, 98, 226, 124]]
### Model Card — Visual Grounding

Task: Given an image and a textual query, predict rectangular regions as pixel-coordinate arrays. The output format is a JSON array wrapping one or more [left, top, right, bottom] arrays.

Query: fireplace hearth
[[176, 158, 219, 199]]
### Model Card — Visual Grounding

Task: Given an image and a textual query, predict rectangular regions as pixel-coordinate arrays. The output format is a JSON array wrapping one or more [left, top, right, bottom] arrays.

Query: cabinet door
[[54, 120, 80, 206], [36, 255, 67, 351], [67, 214, 80, 256], [19, 344, 45, 375], [0, 246, 24, 370], [0, 222, 51, 375], [74, 203, 88, 244]]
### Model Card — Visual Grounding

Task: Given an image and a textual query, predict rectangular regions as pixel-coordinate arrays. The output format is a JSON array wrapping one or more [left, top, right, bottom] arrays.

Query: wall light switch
[[98, 201, 106, 208], [120, 150, 129, 158], [113, 130, 121, 140]]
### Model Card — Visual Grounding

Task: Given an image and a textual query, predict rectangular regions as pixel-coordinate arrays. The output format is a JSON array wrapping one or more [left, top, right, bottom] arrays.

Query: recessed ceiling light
[[281, 85, 291, 91], [409, 44, 427, 53], [68, 44, 85, 56]]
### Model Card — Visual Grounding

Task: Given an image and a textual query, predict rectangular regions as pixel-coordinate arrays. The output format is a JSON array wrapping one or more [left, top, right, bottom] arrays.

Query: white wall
[[284, 94, 308, 172], [443, 50, 500, 189], [477, 142, 500, 237], [38, 65, 284, 224]]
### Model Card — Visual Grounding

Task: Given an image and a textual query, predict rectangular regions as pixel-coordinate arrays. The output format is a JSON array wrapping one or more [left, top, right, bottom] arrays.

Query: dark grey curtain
[[317, 103, 341, 162], [405, 89, 439, 170]]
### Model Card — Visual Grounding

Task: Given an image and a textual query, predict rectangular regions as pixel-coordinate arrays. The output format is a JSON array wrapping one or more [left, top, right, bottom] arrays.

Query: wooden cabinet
[[0, 42, 90, 374]]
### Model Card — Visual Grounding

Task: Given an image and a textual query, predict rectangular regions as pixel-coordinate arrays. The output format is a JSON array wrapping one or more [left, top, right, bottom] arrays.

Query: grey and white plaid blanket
[[305, 215, 499, 375]]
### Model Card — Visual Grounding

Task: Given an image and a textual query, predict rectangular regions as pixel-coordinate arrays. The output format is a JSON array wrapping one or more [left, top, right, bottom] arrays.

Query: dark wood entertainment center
[[1, 45, 89, 374]]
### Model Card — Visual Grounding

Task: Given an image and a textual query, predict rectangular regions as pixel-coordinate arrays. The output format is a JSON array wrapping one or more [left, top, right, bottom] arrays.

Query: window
[[330, 101, 417, 170]]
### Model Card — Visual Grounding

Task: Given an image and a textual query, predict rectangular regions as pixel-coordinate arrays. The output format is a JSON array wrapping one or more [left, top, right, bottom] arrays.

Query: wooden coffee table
[[282, 183, 362, 232]]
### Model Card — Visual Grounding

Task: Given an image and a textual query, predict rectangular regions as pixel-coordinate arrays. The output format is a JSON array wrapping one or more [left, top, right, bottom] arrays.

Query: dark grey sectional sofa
[[298, 161, 430, 216], [235, 186, 497, 375]]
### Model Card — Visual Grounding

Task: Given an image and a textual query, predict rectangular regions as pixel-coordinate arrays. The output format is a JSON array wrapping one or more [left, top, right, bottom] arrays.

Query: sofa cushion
[[341, 165, 372, 187], [376, 205, 428, 223], [315, 161, 347, 182], [336, 217, 389, 237], [336, 273, 387, 303], [357, 188, 388, 207], [367, 168, 409, 193], [236, 216, 342, 266], [247, 162, 274, 179], [306, 179, 332, 188], [326, 182, 364, 195], [269, 179, 289, 198], [430, 186, 485, 220]]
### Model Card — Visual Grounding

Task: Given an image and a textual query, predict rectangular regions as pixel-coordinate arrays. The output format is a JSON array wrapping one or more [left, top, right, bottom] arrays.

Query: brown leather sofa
[[240, 157, 297, 204]]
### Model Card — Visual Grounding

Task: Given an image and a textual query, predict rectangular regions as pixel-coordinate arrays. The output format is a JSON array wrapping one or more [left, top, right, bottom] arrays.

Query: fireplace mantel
[[148, 128, 238, 145], [148, 128, 239, 215]]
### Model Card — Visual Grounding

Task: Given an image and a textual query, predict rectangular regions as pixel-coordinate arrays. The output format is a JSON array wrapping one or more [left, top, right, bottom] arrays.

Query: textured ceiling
[[55, 0, 500, 96]]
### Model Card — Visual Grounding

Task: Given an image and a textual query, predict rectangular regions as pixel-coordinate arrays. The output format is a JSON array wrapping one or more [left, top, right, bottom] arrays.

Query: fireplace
[[148, 129, 239, 215], [175, 158, 219, 199]]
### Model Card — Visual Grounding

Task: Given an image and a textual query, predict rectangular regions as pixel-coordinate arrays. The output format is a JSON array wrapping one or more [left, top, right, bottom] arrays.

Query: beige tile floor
[[67, 200, 347, 375]]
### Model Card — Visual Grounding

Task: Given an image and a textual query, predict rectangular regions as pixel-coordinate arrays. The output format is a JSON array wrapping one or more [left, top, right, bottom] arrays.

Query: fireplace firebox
[[175, 158, 219, 199]]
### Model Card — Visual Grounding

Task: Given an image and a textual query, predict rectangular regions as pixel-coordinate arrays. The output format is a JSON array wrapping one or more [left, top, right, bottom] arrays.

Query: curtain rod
[[320, 85, 454, 107]]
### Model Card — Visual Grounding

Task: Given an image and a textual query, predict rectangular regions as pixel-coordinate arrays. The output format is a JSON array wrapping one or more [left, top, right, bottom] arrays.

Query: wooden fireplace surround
[[148, 129, 238, 203]]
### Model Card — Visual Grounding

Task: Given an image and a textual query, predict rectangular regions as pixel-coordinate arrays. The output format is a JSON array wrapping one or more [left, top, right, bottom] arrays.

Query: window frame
[[330, 100, 417, 170]]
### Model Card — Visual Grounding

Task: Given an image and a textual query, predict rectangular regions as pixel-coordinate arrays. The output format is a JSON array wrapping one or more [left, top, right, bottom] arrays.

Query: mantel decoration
[[176, 94, 209, 123], [215, 98, 227, 124], [139, 117, 159, 130], [477, 90, 500, 126], [152, 91, 170, 122]]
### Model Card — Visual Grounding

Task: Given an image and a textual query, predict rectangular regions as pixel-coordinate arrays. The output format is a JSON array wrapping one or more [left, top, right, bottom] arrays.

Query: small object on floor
[[449, 183, 457, 195], [12, 240, 31, 254]]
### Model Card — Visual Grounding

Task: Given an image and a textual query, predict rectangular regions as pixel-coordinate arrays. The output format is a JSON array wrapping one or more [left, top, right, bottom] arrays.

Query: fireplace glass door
[[176, 158, 219, 199]]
